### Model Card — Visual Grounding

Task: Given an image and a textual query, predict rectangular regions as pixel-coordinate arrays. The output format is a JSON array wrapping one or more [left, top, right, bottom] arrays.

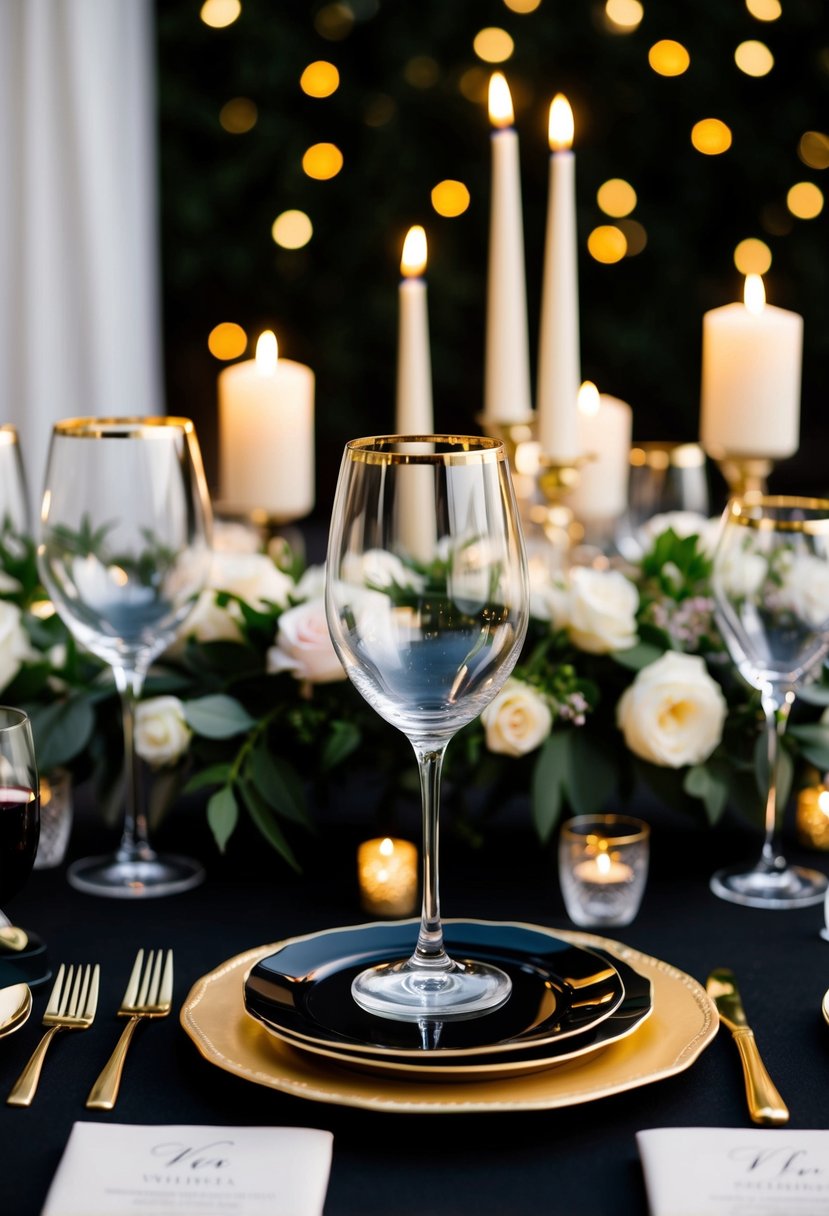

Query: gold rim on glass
[[561, 814, 650, 846], [346, 435, 506, 466], [53, 417, 197, 440], [728, 495, 829, 535], [0, 426, 19, 448]]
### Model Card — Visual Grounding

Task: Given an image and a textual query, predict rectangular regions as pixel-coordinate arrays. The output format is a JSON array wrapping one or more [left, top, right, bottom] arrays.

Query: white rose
[[528, 563, 570, 628], [211, 520, 263, 554], [640, 511, 710, 544], [780, 554, 829, 628], [177, 589, 243, 645], [294, 563, 327, 601], [342, 549, 425, 592], [616, 651, 727, 768], [209, 552, 293, 610], [267, 598, 347, 684], [135, 696, 192, 769], [481, 678, 553, 757], [567, 567, 638, 654], [0, 601, 34, 691], [713, 547, 767, 600]]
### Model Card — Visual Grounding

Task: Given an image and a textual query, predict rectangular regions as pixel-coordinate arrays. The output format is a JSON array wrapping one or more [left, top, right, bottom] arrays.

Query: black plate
[[244, 919, 625, 1060], [253, 949, 652, 1079]]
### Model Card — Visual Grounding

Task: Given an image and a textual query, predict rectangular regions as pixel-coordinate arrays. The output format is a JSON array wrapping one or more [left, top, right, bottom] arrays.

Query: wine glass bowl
[[0, 707, 40, 953], [326, 436, 529, 1021], [37, 418, 212, 898], [710, 495, 829, 908]]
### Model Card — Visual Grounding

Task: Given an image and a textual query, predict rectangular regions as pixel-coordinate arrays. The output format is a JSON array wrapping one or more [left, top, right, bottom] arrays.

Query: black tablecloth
[[2, 791, 829, 1216]]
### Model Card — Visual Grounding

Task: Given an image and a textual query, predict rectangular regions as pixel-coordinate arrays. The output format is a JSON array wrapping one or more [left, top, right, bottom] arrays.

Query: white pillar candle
[[218, 331, 315, 521], [483, 72, 533, 427], [700, 274, 803, 461], [395, 225, 433, 436], [537, 94, 581, 463], [570, 381, 632, 521]]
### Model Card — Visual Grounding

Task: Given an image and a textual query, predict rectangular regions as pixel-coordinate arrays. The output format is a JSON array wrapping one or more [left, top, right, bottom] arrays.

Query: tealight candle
[[357, 836, 419, 918], [558, 815, 649, 927]]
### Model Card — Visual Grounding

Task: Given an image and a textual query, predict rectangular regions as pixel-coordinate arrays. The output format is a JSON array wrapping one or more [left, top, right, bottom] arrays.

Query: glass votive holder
[[558, 814, 650, 928], [34, 768, 74, 870], [357, 836, 419, 918]]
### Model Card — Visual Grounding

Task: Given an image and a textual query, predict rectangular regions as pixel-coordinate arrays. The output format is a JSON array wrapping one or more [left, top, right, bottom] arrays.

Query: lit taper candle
[[483, 71, 532, 427], [395, 225, 434, 436], [537, 94, 581, 463]]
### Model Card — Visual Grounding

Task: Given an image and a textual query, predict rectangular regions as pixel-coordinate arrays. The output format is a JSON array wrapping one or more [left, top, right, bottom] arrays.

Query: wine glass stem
[[413, 741, 451, 970], [759, 687, 793, 871], [113, 665, 154, 864]]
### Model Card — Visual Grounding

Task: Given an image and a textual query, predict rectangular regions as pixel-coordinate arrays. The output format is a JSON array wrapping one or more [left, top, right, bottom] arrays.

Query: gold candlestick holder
[[475, 413, 537, 469], [713, 455, 775, 499], [530, 454, 591, 562]]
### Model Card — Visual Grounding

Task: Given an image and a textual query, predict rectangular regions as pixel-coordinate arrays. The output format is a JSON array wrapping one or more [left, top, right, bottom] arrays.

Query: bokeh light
[[363, 95, 396, 126], [503, 0, 542, 11], [314, 3, 354, 40], [271, 210, 314, 249], [745, 0, 781, 19], [219, 98, 258, 134], [734, 238, 772, 275], [302, 143, 344, 180], [200, 0, 241, 28], [787, 181, 824, 219], [473, 28, 515, 63], [735, 40, 774, 76], [431, 180, 471, 217], [459, 67, 489, 103], [618, 219, 647, 256], [799, 131, 829, 170], [587, 225, 628, 263], [597, 178, 637, 217], [648, 40, 690, 77], [208, 322, 247, 360], [691, 118, 732, 155], [300, 61, 340, 98], [404, 56, 440, 88], [605, 0, 644, 32]]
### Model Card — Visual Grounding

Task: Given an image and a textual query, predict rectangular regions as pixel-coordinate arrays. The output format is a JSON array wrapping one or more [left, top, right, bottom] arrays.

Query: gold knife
[[706, 967, 789, 1126]]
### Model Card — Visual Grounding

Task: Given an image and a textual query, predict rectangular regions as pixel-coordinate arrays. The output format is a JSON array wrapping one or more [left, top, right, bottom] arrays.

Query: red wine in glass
[[0, 786, 40, 905]]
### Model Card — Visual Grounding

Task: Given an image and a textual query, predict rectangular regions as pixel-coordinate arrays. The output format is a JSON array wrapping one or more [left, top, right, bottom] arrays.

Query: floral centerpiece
[[6, 514, 829, 869]]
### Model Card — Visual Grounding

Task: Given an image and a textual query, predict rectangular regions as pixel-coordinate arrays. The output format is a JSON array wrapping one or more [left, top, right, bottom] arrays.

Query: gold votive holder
[[796, 780, 829, 851], [357, 836, 419, 918], [558, 814, 650, 928]]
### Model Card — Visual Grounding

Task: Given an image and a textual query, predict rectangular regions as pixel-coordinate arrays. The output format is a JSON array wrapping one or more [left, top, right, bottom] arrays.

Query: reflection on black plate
[[244, 919, 625, 1059], [253, 949, 652, 1080]]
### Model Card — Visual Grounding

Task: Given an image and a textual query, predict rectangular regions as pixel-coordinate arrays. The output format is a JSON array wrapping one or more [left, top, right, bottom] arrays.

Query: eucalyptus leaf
[[321, 720, 361, 771], [531, 732, 569, 842], [29, 697, 96, 772], [206, 784, 239, 853], [788, 723, 829, 773], [240, 782, 301, 871], [610, 642, 665, 672], [184, 694, 256, 739], [249, 747, 311, 827], [565, 730, 618, 816], [183, 763, 233, 794]]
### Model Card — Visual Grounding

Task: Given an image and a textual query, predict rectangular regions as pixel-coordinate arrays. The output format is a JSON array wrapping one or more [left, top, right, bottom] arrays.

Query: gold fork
[[7, 963, 100, 1106], [86, 948, 173, 1111]]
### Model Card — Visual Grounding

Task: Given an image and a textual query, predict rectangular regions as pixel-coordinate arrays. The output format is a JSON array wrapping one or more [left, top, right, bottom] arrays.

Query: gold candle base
[[531, 455, 590, 558], [796, 780, 829, 851], [475, 414, 537, 469], [714, 455, 775, 499]]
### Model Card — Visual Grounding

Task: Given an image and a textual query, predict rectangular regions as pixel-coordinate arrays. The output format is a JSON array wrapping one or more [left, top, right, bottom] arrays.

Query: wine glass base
[[351, 956, 512, 1022], [66, 853, 205, 899], [710, 863, 827, 910]]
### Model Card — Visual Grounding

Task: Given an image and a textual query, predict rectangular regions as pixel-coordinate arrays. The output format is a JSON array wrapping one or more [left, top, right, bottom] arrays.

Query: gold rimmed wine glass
[[0, 707, 39, 950], [325, 436, 530, 1021], [710, 495, 829, 909], [37, 418, 212, 898]]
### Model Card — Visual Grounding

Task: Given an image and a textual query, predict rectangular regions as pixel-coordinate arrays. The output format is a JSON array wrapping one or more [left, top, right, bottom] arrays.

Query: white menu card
[[41, 1123, 333, 1216], [637, 1127, 829, 1216]]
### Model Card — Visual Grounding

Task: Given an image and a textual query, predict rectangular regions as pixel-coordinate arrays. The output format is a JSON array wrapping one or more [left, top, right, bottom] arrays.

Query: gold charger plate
[[181, 928, 717, 1114]]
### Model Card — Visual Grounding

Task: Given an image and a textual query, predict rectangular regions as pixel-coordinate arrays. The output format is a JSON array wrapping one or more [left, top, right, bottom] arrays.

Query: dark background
[[155, 0, 829, 521]]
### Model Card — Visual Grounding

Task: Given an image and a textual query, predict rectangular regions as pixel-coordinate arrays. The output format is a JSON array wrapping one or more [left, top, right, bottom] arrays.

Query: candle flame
[[578, 380, 601, 416], [255, 330, 278, 374], [548, 94, 574, 151], [596, 850, 611, 876], [401, 225, 427, 277], [488, 72, 514, 128], [379, 837, 394, 856], [744, 273, 766, 316]]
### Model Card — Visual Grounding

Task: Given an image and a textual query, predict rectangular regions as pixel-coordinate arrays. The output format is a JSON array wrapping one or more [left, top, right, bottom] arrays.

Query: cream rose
[[0, 601, 34, 692], [567, 567, 638, 654], [779, 554, 829, 628], [616, 651, 727, 768], [481, 678, 553, 757], [209, 551, 294, 609], [267, 598, 347, 684], [135, 696, 192, 769]]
